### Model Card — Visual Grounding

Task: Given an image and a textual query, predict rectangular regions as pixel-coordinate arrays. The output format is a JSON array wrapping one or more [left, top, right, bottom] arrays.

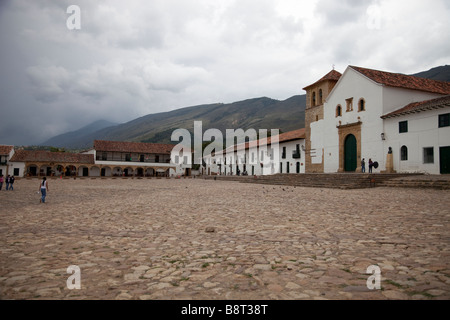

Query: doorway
[[344, 134, 357, 172], [440, 146, 450, 174]]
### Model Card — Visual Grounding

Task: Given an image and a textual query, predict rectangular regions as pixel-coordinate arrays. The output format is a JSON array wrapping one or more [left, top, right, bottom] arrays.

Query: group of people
[[360, 158, 375, 173], [0, 175, 15, 191], [0, 175, 49, 204]]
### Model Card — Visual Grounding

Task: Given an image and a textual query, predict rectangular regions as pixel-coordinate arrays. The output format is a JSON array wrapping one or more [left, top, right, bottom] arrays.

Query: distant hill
[[46, 95, 306, 149], [42, 120, 118, 148], [42, 65, 449, 149], [412, 65, 450, 82]]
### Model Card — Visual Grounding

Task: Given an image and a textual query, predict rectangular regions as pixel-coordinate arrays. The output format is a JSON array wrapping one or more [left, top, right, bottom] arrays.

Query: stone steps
[[378, 179, 450, 190], [204, 173, 432, 189]]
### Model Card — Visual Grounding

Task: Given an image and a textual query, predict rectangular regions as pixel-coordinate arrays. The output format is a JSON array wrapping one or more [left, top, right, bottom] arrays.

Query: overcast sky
[[0, 0, 449, 145]]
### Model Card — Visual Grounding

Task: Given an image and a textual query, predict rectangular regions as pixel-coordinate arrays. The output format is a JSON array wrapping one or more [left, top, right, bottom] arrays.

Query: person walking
[[5, 175, 10, 190], [9, 175, 15, 191], [369, 159, 373, 173], [361, 158, 366, 173], [39, 177, 49, 203], [0, 175, 3, 190]]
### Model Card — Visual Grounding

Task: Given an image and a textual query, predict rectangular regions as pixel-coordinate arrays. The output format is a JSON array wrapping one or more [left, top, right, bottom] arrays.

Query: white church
[[303, 65, 450, 175]]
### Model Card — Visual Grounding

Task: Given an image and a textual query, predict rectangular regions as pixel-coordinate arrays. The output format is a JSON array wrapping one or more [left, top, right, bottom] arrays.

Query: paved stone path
[[0, 178, 449, 300]]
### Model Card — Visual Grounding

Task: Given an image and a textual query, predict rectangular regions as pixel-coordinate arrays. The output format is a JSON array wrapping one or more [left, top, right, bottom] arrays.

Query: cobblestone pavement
[[0, 178, 449, 300]]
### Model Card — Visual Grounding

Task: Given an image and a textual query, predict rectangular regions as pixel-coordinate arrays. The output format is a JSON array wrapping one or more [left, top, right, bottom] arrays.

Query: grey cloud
[[0, 0, 449, 146]]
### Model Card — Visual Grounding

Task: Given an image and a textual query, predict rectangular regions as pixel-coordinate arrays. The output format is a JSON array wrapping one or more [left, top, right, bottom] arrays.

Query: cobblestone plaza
[[0, 178, 449, 300]]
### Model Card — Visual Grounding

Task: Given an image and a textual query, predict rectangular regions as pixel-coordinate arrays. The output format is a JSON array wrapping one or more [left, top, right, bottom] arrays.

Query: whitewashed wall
[[315, 66, 447, 173], [383, 108, 450, 174]]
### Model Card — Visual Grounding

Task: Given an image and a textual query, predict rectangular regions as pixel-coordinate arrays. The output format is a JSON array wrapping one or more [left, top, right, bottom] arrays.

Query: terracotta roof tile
[[94, 140, 174, 154], [350, 66, 450, 95], [381, 95, 450, 119], [303, 70, 342, 90], [10, 150, 94, 164], [0, 145, 14, 155], [222, 128, 305, 153]]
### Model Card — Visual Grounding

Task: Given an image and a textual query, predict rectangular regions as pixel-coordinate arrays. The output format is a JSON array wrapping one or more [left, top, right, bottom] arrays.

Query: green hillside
[[53, 95, 306, 149], [42, 65, 449, 150]]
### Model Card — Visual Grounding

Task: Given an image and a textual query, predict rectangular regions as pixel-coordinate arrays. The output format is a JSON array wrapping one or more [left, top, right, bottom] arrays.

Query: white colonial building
[[84, 140, 187, 177], [0, 145, 15, 177], [303, 65, 450, 174], [7, 140, 189, 178], [203, 128, 305, 176]]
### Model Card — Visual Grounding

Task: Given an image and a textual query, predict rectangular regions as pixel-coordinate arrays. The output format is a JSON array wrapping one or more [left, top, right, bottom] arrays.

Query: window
[[155, 155, 160, 163], [358, 99, 365, 112], [286, 162, 290, 173], [293, 145, 301, 159], [14, 168, 20, 176], [280, 162, 283, 174], [399, 121, 408, 133], [439, 113, 450, 128], [400, 146, 408, 161], [336, 105, 342, 117], [312, 92, 316, 106], [319, 89, 323, 105], [102, 152, 107, 161], [346, 98, 353, 112], [423, 147, 434, 164], [282, 147, 286, 159]]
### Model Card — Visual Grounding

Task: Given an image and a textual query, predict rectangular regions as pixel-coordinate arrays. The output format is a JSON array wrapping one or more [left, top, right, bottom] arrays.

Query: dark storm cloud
[[0, 0, 449, 146]]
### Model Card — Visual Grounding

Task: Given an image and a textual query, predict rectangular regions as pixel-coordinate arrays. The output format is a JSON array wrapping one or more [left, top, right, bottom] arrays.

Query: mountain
[[412, 65, 450, 82], [41, 120, 118, 148], [47, 95, 306, 149], [43, 65, 450, 150]]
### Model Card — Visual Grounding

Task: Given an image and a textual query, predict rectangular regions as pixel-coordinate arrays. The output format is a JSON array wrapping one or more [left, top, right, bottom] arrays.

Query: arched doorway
[[344, 134, 357, 172]]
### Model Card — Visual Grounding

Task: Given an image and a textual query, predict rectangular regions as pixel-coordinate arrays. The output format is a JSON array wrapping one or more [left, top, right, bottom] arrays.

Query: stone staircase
[[377, 176, 450, 190], [203, 173, 442, 189]]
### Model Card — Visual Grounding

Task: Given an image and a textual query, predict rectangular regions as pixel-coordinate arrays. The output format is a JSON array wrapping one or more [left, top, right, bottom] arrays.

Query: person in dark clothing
[[5, 175, 10, 190], [368, 159, 373, 173], [9, 175, 15, 190]]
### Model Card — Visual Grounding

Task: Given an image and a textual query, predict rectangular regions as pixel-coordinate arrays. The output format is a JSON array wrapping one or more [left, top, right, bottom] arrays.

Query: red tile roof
[[278, 128, 306, 143], [381, 95, 450, 119], [0, 145, 14, 155], [303, 70, 342, 90], [94, 140, 174, 154], [10, 150, 94, 164], [222, 128, 305, 153], [350, 66, 450, 95]]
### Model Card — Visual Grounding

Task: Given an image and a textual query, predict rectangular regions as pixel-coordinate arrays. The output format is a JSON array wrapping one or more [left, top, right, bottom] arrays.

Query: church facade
[[303, 66, 450, 174]]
